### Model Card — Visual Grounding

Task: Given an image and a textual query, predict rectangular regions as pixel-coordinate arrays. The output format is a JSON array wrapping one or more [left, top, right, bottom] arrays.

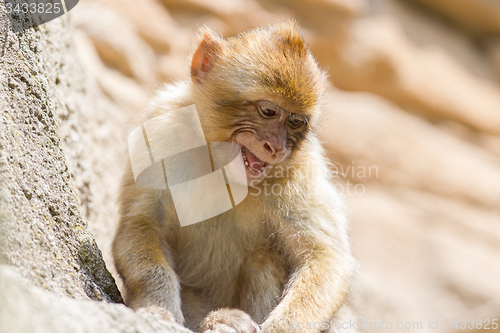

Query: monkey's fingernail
[[245, 161, 249, 166]]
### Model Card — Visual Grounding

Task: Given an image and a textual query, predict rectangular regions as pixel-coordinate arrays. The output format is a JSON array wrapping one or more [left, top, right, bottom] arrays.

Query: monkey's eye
[[258, 105, 277, 118], [288, 117, 305, 129]]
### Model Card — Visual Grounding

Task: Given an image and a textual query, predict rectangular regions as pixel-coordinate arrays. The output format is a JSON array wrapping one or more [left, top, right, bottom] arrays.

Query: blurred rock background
[[66, 0, 500, 332]]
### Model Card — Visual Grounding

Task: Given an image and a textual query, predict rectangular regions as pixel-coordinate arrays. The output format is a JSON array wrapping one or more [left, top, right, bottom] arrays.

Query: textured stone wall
[[0, 7, 120, 302], [0, 4, 188, 332]]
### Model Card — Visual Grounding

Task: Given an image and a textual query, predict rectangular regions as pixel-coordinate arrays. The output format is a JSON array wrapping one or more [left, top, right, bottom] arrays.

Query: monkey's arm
[[112, 203, 184, 324], [261, 196, 356, 332]]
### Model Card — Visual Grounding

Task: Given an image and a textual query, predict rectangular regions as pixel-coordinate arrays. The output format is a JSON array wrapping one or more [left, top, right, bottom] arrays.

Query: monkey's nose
[[264, 142, 286, 161]]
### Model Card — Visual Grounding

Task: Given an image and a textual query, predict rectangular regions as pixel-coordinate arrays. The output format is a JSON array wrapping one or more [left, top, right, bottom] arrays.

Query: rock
[[371, 0, 496, 82], [487, 38, 500, 83], [71, 2, 158, 84], [312, 75, 500, 332], [348, 185, 500, 327], [269, 0, 366, 24], [89, 0, 187, 54], [73, 29, 149, 114], [318, 89, 500, 209], [57, 28, 139, 292], [478, 134, 500, 159], [0, 265, 191, 333], [0, 13, 121, 303], [158, 54, 189, 82], [0, 6, 187, 333], [159, 0, 278, 35], [407, 0, 500, 35], [313, 16, 500, 135]]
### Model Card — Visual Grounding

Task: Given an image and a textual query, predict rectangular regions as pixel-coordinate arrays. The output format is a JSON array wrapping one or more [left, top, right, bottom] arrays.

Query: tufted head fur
[[191, 21, 328, 131]]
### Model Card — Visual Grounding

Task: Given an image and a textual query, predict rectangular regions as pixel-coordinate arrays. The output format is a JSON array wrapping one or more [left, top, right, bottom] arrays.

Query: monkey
[[112, 21, 358, 333]]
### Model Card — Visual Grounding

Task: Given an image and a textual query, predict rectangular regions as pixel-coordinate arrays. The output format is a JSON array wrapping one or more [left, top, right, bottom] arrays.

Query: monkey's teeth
[[240, 146, 267, 174]]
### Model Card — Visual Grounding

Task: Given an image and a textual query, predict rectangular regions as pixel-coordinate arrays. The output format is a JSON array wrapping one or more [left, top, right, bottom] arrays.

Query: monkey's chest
[[173, 218, 263, 289]]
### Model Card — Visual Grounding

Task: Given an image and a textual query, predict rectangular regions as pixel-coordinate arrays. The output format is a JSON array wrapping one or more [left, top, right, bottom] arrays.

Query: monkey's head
[[190, 21, 327, 184]]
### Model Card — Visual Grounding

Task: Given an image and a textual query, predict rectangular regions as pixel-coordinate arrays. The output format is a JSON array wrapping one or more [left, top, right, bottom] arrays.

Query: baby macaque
[[113, 21, 357, 333]]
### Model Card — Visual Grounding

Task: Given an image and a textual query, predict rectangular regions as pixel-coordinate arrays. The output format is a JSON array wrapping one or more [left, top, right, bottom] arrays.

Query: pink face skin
[[233, 100, 307, 185]]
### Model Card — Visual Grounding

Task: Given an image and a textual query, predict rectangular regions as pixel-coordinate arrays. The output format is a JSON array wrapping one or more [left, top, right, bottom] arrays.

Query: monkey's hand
[[200, 308, 260, 333]]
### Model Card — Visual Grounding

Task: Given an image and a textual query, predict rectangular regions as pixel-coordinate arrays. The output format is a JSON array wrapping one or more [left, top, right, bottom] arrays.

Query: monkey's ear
[[191, 31, 223, 84]]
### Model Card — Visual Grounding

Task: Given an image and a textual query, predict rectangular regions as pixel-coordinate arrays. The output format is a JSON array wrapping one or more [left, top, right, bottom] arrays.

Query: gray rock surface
[[0, 5, 187, 333], [0, 10, 120, 302], [0, 265, 191, 333]]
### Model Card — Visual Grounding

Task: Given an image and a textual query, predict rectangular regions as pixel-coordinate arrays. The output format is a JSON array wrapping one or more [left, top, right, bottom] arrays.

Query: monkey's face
[[190, 22, 327, 185], [231, 100, 309, 184]]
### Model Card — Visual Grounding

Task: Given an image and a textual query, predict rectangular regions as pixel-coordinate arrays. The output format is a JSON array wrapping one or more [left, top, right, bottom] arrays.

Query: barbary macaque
[[112, 21, 358, 333]]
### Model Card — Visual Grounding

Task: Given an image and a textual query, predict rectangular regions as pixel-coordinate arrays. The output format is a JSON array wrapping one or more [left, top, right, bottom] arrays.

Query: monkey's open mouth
[[240, 146, 270, 175]]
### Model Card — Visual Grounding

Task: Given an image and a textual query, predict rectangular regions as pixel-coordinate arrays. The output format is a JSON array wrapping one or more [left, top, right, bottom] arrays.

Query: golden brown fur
[[113, 21, 357, 333]]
